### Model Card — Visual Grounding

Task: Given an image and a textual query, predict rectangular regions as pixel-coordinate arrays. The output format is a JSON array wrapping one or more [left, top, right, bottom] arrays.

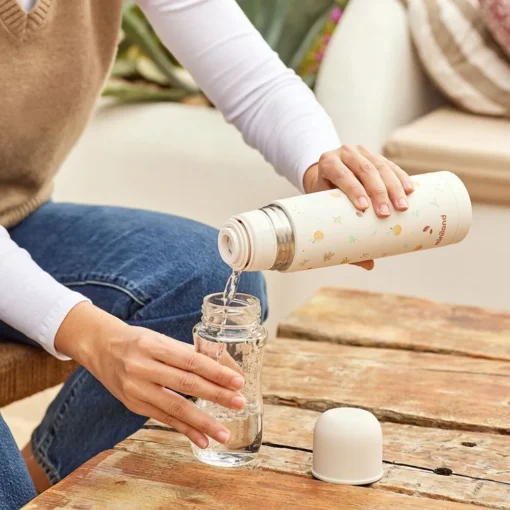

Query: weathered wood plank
[[132, 435, 510, 509], [260, 406, 510, 486], [25, 446, 479, 510], [141, 404, 510, 508], [262, 338, 510, 434], [121, 435, 510, 509], [278, 288, 510, 361]]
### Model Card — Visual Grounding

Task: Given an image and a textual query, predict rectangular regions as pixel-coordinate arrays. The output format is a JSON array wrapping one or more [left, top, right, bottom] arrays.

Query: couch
[[55, 0, 510, 337]]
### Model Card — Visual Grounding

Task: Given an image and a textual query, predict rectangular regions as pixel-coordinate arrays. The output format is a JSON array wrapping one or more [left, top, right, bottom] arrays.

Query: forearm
[[0, 226, 88, 359], [137, 0, 341, 191]]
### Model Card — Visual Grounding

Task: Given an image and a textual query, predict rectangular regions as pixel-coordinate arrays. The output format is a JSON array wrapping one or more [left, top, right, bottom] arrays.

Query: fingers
[[318, 153, 369, 210], [360, 149, 409, 212], [151, 338, 245, 391], [317, 146, 413, 218], [388, 159, 415, 195], [143, 385, 232, 446], [218, 349, 245, 376], [148, 359, 246, 410], [134, 400, 210, 449], [352, 260, 375, 271], [193, 336, 243, 376], [340, 146, 392, 217]]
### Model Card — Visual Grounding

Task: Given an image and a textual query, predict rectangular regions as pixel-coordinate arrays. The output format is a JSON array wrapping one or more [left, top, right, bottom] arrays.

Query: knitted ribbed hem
[[27, 0, 52, 30], [0, 0, 52, 37], [0, 0, 25, 36], [0, 183, 54, 228]]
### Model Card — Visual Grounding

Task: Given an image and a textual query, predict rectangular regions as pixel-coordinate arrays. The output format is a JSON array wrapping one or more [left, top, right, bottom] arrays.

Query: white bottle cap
[[218, 210, 278, 271], [312, 408, 383, 485]]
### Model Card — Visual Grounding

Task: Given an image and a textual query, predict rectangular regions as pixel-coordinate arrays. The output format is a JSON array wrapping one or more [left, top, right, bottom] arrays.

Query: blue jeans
[[0, 202, 267, 509]]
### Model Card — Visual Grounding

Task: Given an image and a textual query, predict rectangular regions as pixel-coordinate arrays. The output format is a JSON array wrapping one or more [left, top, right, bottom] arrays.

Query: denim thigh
[[0, 202, 267, 484]]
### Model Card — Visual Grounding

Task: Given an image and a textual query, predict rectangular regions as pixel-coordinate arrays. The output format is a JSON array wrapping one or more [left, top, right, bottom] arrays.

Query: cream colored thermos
[[218, 171, 472, 272]]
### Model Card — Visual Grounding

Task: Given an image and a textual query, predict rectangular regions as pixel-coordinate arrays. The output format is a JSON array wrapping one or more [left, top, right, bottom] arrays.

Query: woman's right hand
[[54, 302, 246, 449]]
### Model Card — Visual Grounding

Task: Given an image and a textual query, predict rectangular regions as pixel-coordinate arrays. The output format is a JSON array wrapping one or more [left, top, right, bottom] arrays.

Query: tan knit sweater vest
[[0, 0, 123, 227]]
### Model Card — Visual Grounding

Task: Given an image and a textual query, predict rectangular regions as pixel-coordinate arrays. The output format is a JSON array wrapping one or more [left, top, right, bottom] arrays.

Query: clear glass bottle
[[192, 292, 267, 467]]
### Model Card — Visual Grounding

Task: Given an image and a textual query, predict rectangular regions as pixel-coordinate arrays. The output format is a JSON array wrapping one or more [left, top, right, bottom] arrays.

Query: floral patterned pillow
[[480, 0, 510, 59], [297, 5, 345, 88]]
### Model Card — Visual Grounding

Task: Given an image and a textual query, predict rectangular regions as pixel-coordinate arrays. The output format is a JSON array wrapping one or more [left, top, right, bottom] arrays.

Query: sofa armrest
[[315, 0, 444, 152]]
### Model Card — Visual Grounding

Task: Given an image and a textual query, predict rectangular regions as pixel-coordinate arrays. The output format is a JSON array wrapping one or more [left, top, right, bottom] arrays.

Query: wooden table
[[26, 288, 510, 509]]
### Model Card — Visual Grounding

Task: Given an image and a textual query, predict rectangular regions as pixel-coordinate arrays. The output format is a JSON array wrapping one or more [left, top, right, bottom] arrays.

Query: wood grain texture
[[25, 444, 479, 510], [141, 404, 510, 508], [121, 435, 510, 509], [262, 338, 510, 434], [278, 288, 510, 361], [23, 288, 510, 509]]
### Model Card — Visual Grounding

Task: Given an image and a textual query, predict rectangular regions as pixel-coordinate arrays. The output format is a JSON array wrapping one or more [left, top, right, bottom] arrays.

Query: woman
[[0, 0, 414, 507]]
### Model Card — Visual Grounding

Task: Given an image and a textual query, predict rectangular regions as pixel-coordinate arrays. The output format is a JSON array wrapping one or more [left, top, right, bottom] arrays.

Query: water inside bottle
[[192, 270, 265, 467], [191, 335, 264, 467]]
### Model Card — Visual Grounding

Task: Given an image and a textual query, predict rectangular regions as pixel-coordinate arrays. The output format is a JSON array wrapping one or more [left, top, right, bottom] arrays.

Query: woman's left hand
[[303, 145, 415, 271]]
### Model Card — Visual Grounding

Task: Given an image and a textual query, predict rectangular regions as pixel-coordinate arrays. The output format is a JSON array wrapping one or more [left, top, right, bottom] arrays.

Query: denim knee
[[126, 220, 269, 340], [165, 223, 268, 322]]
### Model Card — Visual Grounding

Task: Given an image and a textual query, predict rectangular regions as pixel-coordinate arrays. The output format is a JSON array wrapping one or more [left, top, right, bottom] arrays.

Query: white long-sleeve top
[[3, 0, 340, 359]]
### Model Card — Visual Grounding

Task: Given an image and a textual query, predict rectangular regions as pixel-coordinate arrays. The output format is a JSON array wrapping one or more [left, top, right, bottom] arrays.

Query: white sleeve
[[0, 227, 89, 360], [137, 0, 341, 192]]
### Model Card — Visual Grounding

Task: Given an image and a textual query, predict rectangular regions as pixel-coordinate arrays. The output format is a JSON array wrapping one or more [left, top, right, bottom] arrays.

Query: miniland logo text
[[435, 215, 447, 246]]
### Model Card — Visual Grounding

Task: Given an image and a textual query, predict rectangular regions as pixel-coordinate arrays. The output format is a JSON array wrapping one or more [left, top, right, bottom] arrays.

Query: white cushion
[[384, 107, 510, 204]]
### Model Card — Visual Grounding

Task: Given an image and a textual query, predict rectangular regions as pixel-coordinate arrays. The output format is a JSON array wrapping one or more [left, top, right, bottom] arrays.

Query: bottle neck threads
[[201, 293, 262, 329]]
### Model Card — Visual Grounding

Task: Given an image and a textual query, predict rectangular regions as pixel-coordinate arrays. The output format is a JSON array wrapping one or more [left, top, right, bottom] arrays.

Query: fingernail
[[405, 182, 414, 191], [398, 198, 408, 209], [197, 437, 209, 449], [231, 395, 246, 409], [357, 196, 369, 209], [231, 376, 244, 389], [379, 204, 390, 216], [216, 429, 230, 444]]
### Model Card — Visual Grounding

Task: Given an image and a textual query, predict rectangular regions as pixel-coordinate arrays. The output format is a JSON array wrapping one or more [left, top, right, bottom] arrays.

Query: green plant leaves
[[121, 7, 199, 93], [289, 5, 334, 72], [269, 0, 337, 64], [103, 78, 188, 102], [105, 0, 346, 103]]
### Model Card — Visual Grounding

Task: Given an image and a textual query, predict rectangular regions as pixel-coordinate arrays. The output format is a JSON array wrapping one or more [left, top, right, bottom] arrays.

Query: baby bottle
[[192, 293, 267, 467]]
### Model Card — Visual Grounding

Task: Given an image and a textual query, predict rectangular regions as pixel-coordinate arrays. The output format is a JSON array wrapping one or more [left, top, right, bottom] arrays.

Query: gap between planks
[[138, 404, 510, 509], [123, 427, 510, 509], [263, 396, 510, 436], [262, 338, 510, 437], [140, 431, 510, 488]]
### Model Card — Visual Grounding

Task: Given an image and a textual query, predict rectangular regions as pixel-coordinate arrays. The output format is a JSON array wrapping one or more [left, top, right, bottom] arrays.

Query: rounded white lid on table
[[312, 407, 384, 485]]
